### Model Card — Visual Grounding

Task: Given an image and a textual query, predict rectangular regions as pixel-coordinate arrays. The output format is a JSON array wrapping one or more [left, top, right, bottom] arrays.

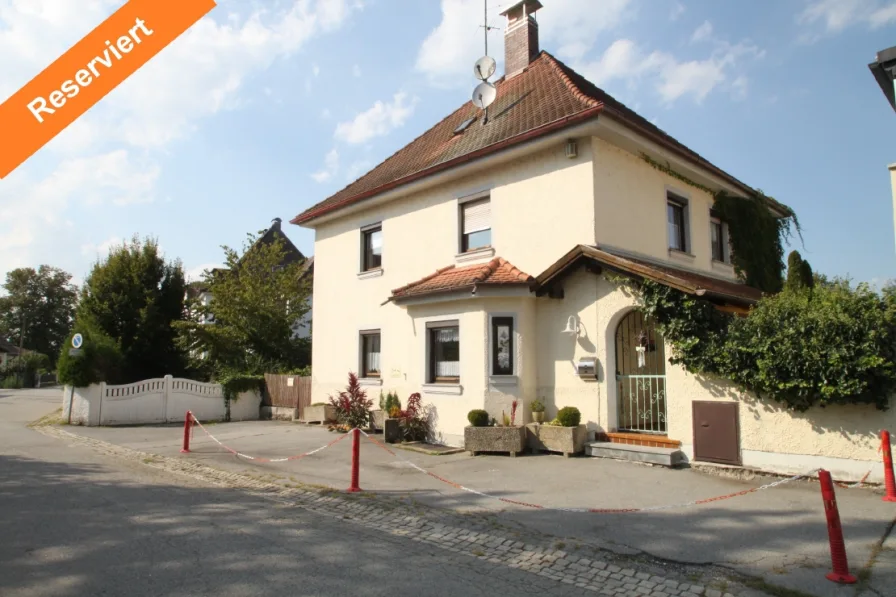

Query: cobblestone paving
[[38, 425, 772, 597]]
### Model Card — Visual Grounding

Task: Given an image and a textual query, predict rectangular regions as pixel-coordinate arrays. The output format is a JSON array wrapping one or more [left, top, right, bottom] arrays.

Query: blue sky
[[1, 0, 895, 287]]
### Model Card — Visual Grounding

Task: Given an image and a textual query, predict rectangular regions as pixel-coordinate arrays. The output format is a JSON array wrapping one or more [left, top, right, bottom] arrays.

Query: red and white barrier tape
[[358, 430, 818, 513], [190, 416, 350, 463]]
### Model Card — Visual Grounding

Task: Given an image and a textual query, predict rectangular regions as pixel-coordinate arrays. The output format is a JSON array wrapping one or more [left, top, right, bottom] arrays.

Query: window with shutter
[[460, 198, 491, 252]]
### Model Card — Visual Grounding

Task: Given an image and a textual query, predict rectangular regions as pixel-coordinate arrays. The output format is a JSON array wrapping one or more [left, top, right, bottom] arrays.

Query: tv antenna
[[472, 0, 498, 124]]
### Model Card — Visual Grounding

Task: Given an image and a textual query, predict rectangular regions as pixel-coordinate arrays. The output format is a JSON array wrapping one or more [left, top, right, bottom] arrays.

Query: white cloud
[[691, 21, 714, 43], [0, 0, 362, 281], [797, 0, 896, 36], [576, 38, 763, 104], [313, 63, 321, 77], [670, 2, 686, 21], [81, 236, 123, 257], [415, 0, 632, 86], [311, 149, 340, 182], [185, 263, 224, 283], [321, 108, 332, 119], [334, 92, 418, 144], [352, 64, 362, 77]]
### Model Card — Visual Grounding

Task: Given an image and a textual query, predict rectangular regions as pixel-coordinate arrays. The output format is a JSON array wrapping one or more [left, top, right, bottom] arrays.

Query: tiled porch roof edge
[[534, 245, 763, 307]]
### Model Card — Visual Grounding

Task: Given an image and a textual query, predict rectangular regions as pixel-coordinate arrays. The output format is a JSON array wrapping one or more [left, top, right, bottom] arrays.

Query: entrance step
[[585, 441, 685, 468]]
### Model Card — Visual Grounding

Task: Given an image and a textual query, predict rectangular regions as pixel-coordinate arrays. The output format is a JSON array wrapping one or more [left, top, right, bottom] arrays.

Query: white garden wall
[[62, 376, 261, 426]]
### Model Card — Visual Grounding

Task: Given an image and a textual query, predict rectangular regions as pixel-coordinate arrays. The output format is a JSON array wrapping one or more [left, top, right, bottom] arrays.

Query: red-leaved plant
[[328, 372, 373, 429], [395, 392, 432, 442], [510, 400, 518, 426]]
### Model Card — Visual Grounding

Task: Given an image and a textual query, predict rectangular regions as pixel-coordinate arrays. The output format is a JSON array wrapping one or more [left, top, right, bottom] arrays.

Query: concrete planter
[[370, 409, 386, 431], [384, 418, 401, 443], [465, 426, 526, 457], [304, 404, 336, 424], [527, 423, 587, 457]]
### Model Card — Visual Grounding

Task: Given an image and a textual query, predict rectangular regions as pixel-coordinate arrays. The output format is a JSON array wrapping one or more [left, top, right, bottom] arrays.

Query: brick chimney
[[500, 0, 543, 78]]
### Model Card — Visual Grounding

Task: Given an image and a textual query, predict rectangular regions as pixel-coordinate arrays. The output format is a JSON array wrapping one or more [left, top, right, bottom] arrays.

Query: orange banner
[[0, 0, 217, 179]]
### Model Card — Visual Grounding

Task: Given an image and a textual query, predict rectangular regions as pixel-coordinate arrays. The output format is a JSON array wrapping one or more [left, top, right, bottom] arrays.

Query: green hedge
[[56, 328, 123, 387]]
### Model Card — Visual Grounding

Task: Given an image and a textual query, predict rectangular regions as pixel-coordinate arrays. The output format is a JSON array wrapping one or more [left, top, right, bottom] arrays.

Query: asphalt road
[[0, 389, 594, 597]]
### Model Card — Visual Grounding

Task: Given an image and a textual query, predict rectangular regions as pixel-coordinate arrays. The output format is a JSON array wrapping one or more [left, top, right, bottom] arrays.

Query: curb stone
[[36, 424, 774, 597]]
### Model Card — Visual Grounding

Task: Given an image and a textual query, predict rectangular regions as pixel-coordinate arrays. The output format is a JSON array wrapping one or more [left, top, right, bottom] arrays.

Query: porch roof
[[534, 245, 763, 309], [389, 257, 534, 303]]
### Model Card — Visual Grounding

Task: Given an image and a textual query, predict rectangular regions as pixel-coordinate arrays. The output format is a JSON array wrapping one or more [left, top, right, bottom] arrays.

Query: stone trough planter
[[370, 409, 386, 431], [304, 404, 336, 424], [526, 423, 587, 457], [465, 426, 527, 457]]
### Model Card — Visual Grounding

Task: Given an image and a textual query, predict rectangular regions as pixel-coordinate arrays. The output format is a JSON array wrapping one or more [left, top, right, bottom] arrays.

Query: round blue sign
[[71, 333, 83, 349]]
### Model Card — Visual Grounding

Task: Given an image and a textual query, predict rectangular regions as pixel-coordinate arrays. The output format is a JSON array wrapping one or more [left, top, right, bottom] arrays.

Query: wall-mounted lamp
[[565, 138, 578, 159], [561, 315, 579, 336]]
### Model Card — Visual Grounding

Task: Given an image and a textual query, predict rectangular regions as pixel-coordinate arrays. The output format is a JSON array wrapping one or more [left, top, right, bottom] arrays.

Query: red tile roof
[[391, 257, 534, 301], [293, 51, 791, 225]]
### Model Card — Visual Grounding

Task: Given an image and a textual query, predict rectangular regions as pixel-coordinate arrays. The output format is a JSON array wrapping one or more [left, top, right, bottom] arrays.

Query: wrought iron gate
[[615, 310, 667, 434]]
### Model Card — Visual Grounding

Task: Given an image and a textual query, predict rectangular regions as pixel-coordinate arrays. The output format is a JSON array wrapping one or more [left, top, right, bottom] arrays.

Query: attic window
[[454, 117, 476, 134]]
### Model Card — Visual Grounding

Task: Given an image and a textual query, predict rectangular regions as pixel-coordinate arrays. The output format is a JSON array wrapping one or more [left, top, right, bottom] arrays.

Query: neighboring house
[[0, 339, 23, 368], [868, 46, 896, 252], [187, 217, 313, 339], [292, 1, 892, 481]]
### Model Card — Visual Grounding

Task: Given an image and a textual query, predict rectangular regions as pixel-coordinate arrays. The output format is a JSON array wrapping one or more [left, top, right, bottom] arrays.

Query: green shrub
[[56, 328, 124, 387], [467, 409, 489, 427], [1, 376, 23, 389], [382, 391, 401, 414], [556, 406, 581, 427], [530, 399, 545, 413]]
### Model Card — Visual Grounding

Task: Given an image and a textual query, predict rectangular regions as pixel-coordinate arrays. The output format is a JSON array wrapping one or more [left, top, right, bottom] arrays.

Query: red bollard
[[347, 428, 362, 493], [882, 430, 896, 503], [180, 411, 193, 453], [818, 469, 857, 584]]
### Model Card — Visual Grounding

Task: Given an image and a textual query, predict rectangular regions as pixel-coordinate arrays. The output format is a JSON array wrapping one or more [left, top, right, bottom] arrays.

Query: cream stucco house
[[293, 1, 894, 482]]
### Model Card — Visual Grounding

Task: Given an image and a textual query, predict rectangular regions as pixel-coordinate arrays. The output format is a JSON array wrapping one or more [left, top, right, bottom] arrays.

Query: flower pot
[[526, 423, 587, 457], [371, 409, 386, 430], [532, 411, 545, 424], [384, 418, 401, 444], [304, 404, 336, 424], [464, 426, 526, 457]]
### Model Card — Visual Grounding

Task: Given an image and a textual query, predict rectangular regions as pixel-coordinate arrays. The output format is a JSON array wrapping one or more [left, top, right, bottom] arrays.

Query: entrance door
[[615, 311, 667, 434], [692, 401, 740, 464]]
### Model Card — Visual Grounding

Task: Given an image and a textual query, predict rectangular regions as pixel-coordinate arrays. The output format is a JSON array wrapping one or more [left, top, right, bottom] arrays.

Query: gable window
[[427, 322, 459, 383], [667, 196, 688, 252], [460, 197, 491, 252], [361, 224, 382, 271], [360, 330, 381, 378], [491, 316, 514, 376], [710, 216, 731, 263]]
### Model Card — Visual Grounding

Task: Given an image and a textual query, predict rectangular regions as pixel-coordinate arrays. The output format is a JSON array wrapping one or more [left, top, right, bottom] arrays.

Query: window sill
[[357, 268, 384, 280], [711, 259, 735, 275], [455, 246, 495, 264], [668, 248, 696, 262], [358, 377, 383, 387], [489, 375, 518, 387], [422, 383, 463, 395]]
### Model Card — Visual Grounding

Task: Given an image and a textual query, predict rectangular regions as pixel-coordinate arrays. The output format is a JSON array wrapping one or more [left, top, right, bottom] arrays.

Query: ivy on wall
[[640, 154, 800, 293], [617, 276, 896, 412]]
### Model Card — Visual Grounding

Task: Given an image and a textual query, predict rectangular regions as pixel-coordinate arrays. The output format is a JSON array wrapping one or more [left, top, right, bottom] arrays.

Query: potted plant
[[304, 402, 337, 424], [372, 390, 399, 430], [325, 372, 372, 431], [530, 399, 545, 424], [527, 406, 587, 457], [464, 401, 526, 457], [382, 393, 402, 443]]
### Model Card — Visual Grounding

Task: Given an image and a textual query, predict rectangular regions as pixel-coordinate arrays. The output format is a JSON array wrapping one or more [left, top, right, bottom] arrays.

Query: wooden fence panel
[[263, 374, 311, 419]]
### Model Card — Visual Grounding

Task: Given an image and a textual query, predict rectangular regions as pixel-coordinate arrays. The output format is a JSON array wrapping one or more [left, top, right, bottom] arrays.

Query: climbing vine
[[616, 276, 896, 412], [640, 154, 801, 293]]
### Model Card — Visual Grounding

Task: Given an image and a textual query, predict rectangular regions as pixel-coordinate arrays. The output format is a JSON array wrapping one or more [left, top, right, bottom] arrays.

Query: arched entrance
[[614, 310, 667, 434]]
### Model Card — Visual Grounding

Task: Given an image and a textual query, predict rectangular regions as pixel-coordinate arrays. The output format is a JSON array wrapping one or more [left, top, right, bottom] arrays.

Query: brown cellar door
[[692, 401, 740, 465]]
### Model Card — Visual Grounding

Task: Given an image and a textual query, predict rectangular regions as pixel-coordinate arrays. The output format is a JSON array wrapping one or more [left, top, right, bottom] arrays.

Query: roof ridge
[[540, 51, 602, 109]]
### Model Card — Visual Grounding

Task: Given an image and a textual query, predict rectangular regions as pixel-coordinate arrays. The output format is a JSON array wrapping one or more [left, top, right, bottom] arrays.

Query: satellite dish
[[474, 56, 497, 81], [472, 82, 497, 109]]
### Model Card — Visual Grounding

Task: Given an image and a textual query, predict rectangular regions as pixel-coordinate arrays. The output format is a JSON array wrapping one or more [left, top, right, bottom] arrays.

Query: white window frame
[[710, 215, 731, 264], [665, 188, 692, 257], [457, 191, 493, 256], [488, 313, 519, 386], [358, 328, 382, 385], [359, 222, 383, 276], [423, 320, 462, 395]]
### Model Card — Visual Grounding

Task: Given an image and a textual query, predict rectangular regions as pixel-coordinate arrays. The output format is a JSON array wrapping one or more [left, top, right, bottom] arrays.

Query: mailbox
[[576, 357, 598, 381]]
